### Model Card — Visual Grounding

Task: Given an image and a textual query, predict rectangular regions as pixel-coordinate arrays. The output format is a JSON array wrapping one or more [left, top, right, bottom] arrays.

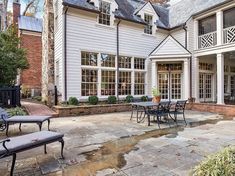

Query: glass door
[[158, 63, 182, 100], [199, 73, 213, 102]]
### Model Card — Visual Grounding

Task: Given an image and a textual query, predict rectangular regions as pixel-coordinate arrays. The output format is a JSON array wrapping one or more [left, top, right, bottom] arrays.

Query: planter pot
[[152, 96, 161, 103]]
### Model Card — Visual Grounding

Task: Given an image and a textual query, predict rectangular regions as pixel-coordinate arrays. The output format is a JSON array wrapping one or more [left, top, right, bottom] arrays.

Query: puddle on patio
[[63, 118, 225, 176]]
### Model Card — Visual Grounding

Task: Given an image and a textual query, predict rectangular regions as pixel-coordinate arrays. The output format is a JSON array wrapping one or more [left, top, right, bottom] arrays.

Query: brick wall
[[20, 32, 42, 92], [187, 103, 235, 117]]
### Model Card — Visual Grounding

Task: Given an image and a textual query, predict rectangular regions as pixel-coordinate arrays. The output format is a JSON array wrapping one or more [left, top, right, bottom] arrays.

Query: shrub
[[126, 95, 134, 103], [192, 146, 235, 176], [6, 107, 27, 116], [108, 96, 117, 104], [88, 96, 99, 105], [141, 96, 148, 102], [68, 97, 79, 106], [32, 96, 42, 102]]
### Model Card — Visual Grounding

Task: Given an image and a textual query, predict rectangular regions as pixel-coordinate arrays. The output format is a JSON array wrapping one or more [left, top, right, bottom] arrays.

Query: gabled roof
[[62, 0, 233, 29], [149, 35, 191, 58], [18, 16, 42, 33]]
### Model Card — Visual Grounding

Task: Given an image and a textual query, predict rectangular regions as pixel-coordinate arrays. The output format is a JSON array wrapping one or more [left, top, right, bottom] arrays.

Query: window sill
[[95, 23, 115, 30], [142, 33, 156, 38]]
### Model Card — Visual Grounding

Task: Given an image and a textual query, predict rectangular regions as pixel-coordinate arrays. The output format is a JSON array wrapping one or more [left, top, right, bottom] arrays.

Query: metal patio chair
[[169, 100, 187, 125]]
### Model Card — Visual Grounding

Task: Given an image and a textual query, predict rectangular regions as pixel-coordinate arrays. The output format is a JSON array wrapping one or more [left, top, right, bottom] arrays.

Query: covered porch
[[194, 51, 235, 105]]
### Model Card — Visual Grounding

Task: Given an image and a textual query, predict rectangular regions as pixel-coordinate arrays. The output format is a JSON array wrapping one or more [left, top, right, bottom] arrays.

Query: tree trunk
[[42, 0, 55, 107], [2, 0, 8, 31]]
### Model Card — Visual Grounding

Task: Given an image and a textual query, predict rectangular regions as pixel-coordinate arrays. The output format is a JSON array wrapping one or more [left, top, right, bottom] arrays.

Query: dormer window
[[144, 14, 153, 35], [99, 1, 111, 26]]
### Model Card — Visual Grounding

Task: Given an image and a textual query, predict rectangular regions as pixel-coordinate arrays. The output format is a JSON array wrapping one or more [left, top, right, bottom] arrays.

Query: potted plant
[[152, 87, 161, 103]]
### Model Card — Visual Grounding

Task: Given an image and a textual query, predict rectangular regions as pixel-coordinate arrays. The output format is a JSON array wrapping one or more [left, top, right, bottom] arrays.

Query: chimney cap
[[13, 0, 20, 3]]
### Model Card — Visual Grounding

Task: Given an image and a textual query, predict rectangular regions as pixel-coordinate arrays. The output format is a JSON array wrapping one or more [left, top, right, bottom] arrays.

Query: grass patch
[[192, 146, 235, 176]]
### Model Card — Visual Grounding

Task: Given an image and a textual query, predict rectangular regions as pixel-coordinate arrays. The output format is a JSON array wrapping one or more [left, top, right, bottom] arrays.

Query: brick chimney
[[13, 0, 21, 25]]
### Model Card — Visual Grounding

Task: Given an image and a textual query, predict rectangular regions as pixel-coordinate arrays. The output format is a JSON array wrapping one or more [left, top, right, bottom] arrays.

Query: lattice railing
[[223, 26, 235, 44], [198, 31, 217, 49]]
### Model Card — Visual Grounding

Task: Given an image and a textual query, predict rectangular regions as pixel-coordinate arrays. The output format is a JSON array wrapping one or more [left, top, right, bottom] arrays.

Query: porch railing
[[223, 25, 235, 44], [198, 31, 217, 49]]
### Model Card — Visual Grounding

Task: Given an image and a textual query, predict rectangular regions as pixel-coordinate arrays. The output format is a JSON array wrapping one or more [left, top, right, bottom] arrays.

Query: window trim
[[98, 0, 111, 26]]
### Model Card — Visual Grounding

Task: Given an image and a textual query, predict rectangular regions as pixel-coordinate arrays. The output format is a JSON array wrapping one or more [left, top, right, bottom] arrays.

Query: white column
[[184, 59, 190, 100], [216, 11, 223, 46], [194, 57, 200, 102], [131, 57, 135, 96], [152, 61, 157, 89], [217, 53, 224, 104], [194, 20, 199, 50], [97, 53, 102, 98]]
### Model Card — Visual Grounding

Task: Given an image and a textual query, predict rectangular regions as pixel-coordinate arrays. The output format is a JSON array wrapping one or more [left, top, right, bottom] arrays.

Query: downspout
[[64, 7, 69, 101], [183, 25, 192, 99], [117, 19, 121, 102]]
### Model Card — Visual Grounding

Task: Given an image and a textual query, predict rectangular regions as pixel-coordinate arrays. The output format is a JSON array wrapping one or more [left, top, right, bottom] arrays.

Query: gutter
[[62, 2, 100, 14], [116, 19, 121, 102], [64, 6, 69, 101]]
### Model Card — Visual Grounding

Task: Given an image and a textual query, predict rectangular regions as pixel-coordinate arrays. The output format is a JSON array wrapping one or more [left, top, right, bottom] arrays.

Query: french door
[[158, 72, 182, 100], [199, 73, 213, 102]]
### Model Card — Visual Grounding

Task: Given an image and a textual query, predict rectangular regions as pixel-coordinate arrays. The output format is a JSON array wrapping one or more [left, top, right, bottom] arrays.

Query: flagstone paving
[[0, 111, 234, 176]]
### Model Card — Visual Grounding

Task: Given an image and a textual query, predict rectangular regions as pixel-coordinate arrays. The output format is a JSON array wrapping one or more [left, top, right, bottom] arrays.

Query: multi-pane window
[[101, 53, 115, 67], [158, 64, 182, 71], [119, 56, 131, 69], [199, 15, 216, 35], [144, 14, 153, 35], [171, 73, 181, 99], [134, 72, 145, 95], [101, 71, 116, 96], [82, 69, 98, 96], [119, 72, 131, 95], [81, 52, 98, 66], [199, 63, 213, 71], [99, 1, 111, 26], [223, 7, 235, 29], [224, 75, 228, 93], [158, 73, 169, 99], [134, 58, 145, 70]]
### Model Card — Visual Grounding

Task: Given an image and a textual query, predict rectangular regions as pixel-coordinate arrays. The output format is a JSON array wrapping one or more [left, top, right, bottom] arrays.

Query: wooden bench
[[0, 131, 64, 176]]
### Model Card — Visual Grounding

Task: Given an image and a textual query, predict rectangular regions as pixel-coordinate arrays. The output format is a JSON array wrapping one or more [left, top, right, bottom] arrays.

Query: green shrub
[[32, 96, 42, 102], [126, 95, 134, 103], [141, 96, 148, 102], [108, 96, 117, 104], [6, 107, 27, 116], [88, 96, 99, 105], [68, 97, 79, 106], [192, 146, 235, 176]]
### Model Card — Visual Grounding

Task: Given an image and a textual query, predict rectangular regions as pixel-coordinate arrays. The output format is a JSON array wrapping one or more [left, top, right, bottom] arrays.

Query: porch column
[[194, 20, 199, 50], [195, 57, 200, 102], [152, 61, 157, 89], [184, 59, 190, 100], [217, 53, 224, 104], [216, 11, 223, 45]]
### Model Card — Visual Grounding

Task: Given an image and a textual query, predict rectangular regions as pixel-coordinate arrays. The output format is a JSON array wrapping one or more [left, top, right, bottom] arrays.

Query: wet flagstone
[[0, 111, 234, 176]]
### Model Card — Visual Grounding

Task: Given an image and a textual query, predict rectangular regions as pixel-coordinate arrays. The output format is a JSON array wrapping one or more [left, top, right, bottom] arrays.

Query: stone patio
[[0, 110, 234, 176]]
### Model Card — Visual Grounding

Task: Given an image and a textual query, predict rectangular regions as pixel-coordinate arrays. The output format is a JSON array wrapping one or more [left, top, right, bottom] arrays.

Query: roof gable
[[150, 35, 191, 58], [135, 1, 159, 17]]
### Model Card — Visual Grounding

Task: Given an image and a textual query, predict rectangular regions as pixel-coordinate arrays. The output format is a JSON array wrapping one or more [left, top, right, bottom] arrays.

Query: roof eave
[[115, 16, 147, 25], [62, 2, 100, 14]]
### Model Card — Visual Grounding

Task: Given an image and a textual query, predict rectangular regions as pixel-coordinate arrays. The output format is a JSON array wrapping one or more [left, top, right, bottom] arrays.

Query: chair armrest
[[0, 139, 10, 154]]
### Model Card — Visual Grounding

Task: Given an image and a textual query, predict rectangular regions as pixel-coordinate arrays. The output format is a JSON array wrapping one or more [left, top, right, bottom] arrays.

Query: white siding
[[65, 9, 167, 100], [54, 0, 64, 94], [171, 29, 186, 47]]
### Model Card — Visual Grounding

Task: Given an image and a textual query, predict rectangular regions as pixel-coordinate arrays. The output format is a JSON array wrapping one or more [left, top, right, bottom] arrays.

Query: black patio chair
[[169, 100, 187, 125], [148, 101, 171, 128]]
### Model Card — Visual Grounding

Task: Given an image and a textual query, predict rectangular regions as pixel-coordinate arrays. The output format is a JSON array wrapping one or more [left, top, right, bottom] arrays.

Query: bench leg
[[38, 123, 42, 131], [10, 153, 16, 176], [48, 119, 50, 131], [19, 123, 22, 132], [60, 139, 64, 159], [44, 144, 47, 154], [6, 123, 9, 136]]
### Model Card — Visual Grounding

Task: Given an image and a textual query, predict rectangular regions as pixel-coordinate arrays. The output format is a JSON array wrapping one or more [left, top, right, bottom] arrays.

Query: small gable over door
[[150, 35, 191, 58]]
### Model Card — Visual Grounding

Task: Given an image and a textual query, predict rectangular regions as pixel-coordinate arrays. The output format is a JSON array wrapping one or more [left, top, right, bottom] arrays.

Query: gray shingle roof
[[18, 16, 42, 32], [168, 0, 230, 28], [62, 0, 233, 29]]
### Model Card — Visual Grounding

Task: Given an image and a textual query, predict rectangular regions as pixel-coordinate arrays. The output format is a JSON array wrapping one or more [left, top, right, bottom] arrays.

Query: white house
[[53, 0, 235, 105]]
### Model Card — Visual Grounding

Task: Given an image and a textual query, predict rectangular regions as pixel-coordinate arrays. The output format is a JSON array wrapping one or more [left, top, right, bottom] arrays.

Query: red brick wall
[[20, 32, 42, 90]]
